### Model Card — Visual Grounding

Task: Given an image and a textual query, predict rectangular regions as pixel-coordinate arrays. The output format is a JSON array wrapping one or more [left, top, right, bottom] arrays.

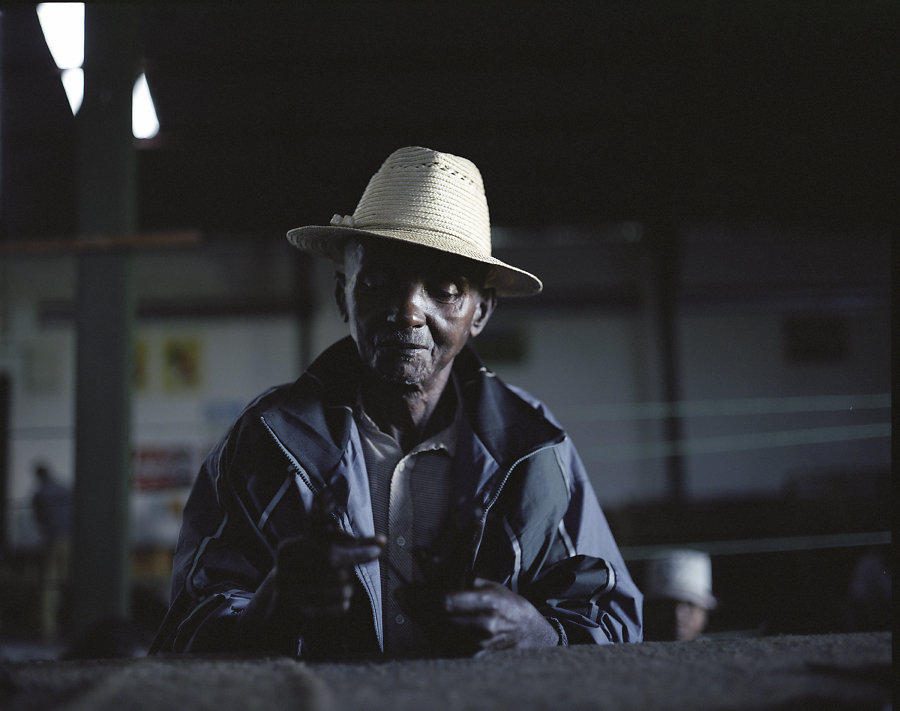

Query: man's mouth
[[377, 336, 428, 351], [381, 345, 427, 358]]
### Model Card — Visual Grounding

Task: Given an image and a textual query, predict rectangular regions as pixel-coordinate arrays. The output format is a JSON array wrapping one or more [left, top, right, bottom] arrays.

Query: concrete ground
[[1, 631, 890, 711]]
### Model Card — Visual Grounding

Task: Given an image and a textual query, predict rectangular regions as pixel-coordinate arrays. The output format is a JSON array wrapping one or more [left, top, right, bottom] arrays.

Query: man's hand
[[443, 578, 559, 655], [242, 532, 385, 648], [273, 533, 386, 616]]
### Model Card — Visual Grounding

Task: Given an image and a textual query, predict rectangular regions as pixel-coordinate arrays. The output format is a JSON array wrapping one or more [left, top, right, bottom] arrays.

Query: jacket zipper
[[260, 415, 318, 497], [259, 414, 383, 651], [471, 441, 561, 566]]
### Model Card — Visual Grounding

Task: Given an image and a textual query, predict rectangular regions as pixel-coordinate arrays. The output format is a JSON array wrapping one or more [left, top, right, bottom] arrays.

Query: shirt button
[[395, 614, 405, 625], [396, 536, 406, 547]]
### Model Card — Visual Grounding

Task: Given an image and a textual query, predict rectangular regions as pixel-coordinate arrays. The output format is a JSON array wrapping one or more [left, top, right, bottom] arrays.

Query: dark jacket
[[151, 337, 642, 658]]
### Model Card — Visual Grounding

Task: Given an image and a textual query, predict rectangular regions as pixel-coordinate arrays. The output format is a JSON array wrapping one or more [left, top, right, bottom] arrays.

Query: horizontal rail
[[621, 530, 891, 560]]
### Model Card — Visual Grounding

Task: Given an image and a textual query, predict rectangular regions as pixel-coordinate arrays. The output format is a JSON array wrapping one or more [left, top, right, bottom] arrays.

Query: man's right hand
[[241, 532, 385, 648], [274, 533, 386, 616]]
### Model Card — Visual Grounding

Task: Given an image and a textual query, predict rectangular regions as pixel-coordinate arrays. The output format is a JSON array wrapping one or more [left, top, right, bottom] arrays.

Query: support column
[[641, 222, 685, 503], [294, 251, 316, 371], [70, 5, 138, 638], [0, 12, 7, 553], [0, 375, 8, 553]]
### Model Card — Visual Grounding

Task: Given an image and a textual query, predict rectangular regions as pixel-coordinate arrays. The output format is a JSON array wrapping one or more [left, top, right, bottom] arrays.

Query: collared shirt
[[355, 388, 459, 656]]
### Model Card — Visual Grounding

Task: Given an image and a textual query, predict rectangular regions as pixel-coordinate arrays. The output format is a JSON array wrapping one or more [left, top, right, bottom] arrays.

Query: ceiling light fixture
[[36, 2, 84, 69], [132, 73, 159, 140], [36, 2, 159, 139], [60, 67, 84, 114]]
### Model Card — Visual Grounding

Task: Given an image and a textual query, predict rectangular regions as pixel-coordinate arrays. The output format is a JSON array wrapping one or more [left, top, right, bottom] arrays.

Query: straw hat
[[644, 549, 717, 610], [286, 146, 542, 296]]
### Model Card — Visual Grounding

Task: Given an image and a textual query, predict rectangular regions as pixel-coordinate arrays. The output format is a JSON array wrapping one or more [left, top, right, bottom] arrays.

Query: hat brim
[[286, 225, 542, 297]]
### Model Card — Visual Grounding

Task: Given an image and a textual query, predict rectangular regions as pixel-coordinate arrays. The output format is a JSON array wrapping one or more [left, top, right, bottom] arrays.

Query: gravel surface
[[1, 631, 890, 711]]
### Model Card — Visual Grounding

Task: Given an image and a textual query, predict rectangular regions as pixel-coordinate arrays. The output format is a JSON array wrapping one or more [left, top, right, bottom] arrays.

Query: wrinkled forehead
[[342, 236, 491, 286]]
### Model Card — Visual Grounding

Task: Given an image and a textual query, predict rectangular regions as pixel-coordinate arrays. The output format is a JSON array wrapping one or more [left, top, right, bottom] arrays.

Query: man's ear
[[334, 271, 349, 323], [469, 288, 497, 337]]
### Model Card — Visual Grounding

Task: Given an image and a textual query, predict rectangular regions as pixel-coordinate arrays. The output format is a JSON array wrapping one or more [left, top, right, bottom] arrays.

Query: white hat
[[286, 146, 542, 297], [644, 549, 717, 610]]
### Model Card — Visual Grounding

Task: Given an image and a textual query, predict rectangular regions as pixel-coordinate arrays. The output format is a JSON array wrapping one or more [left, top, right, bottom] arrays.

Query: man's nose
[[388, 281, 426, 327]]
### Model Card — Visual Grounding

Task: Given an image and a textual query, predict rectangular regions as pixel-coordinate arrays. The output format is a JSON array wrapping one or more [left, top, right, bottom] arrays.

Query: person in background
[[642, 549, 716, 641], [844, 550, 891, 632], [31, 462, 73, 641], [151, 146, 642, 660]]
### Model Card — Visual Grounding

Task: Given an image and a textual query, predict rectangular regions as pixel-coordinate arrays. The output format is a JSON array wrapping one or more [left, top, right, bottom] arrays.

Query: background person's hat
[[644, 549, 717, 610], [286, 146, 542, 296]]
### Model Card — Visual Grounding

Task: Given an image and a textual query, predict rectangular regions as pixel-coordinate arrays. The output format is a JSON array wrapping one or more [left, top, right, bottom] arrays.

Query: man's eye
[[428, 281, 461, 302]]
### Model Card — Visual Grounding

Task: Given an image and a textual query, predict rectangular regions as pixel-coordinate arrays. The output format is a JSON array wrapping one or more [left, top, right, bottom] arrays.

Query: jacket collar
[[452, 345, 564, 468], [263, 336, 565, 488], [259, 338, 361, 489]]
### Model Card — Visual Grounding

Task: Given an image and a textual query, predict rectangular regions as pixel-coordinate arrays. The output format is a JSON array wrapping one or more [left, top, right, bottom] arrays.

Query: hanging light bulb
[[37, 3, 85, 116], [59, 67, 84, 114], [36, 3, 84, 70], [132, 73, 160, 140], [37, 3, 160, 139]]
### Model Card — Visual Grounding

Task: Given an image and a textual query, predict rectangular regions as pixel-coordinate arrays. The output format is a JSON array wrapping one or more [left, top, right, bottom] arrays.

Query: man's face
[[336, 239, 496, 389]]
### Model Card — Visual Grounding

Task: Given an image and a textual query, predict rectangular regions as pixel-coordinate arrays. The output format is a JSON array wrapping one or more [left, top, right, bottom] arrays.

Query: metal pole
[[654, 224, 685, 503], [294, 251, 316, 370], [70, 5, 138, 639], [0, 375, 8, 554], [0, 10, 7, 554], [640, 222, 685, 503]]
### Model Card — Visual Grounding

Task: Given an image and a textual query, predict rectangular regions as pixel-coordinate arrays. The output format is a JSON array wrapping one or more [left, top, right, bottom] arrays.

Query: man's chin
[[371, 359, 428, 387]]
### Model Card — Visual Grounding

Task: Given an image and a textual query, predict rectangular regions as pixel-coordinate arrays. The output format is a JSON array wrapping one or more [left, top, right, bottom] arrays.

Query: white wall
[[678, 309, 890, 499], [1, 247, 306, 549], [484, 311, 670, 507], [2, 314, 302, 549]]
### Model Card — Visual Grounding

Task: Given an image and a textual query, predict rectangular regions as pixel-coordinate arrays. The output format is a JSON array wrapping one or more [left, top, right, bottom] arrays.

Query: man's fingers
[[329, 532, 387, 549], [279, 533, 384, 570], [330, 533, 386, 563], [328, 539, 385, 568], [444, 584, 505, 615], [266, 533, 388, 621], [444, 593, 492, 614], [444, 611, 501, 632]]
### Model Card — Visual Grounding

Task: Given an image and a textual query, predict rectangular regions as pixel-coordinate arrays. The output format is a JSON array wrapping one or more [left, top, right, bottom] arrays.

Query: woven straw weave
[[287, 147, 542, 296]]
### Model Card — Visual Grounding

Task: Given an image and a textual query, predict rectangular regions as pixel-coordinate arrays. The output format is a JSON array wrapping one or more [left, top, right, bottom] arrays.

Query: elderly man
[[151, 147, 642, 659]]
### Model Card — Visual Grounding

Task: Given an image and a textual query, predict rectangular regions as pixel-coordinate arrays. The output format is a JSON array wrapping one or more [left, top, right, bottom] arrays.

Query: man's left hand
[[443, 578, 559, 655]]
